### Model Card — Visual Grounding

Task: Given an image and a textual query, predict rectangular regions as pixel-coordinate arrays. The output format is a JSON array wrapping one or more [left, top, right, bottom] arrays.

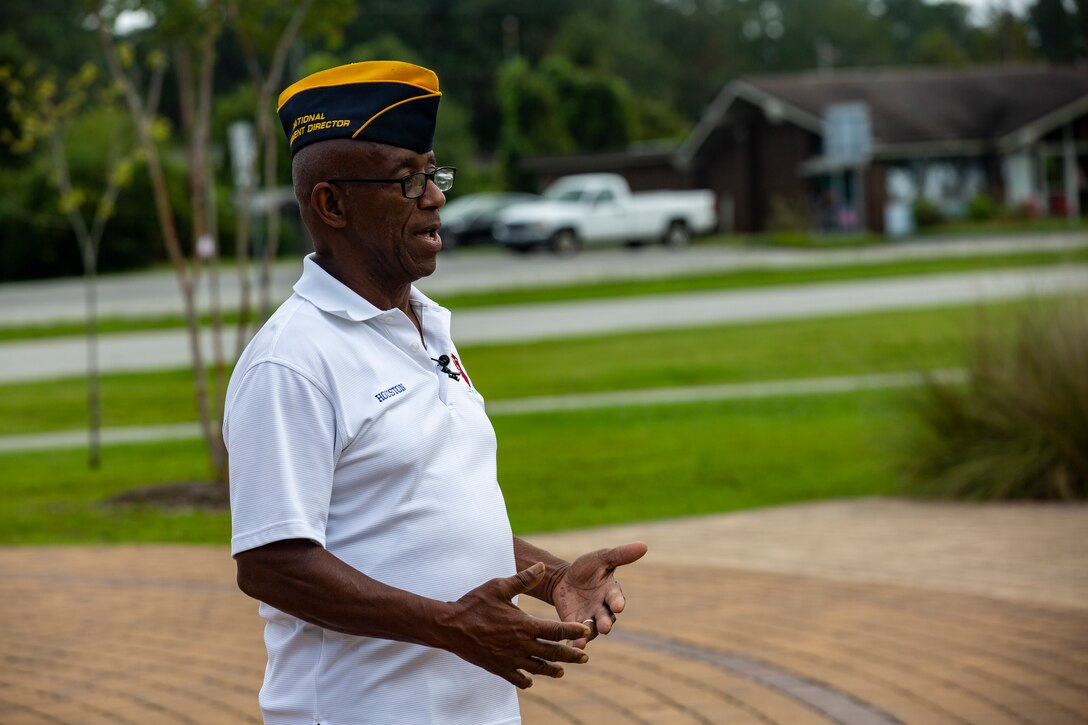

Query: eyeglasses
[[327, 166, 456, 199]]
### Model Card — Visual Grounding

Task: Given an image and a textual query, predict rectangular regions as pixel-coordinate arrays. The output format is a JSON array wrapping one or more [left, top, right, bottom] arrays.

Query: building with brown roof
[[527, 65, 1088, 235]]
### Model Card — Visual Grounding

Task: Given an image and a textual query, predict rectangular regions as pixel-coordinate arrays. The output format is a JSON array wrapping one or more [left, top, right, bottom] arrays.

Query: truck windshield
[[546, 188, 587, 202]]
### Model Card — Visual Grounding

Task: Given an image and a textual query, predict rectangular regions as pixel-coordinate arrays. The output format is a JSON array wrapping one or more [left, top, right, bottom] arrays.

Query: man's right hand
[[436, 562, 592, 689]]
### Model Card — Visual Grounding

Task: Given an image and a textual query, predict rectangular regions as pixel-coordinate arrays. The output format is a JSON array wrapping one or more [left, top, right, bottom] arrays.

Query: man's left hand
[[551, 541, 648, 649]]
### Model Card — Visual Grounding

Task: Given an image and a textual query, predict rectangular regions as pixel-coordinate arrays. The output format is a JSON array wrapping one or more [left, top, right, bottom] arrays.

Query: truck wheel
[[663, 220, 691, 248], [550, 229, 581, 255]]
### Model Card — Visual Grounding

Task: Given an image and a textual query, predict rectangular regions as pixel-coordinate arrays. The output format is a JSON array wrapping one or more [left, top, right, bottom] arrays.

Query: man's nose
[[419, 177, 446, 208]]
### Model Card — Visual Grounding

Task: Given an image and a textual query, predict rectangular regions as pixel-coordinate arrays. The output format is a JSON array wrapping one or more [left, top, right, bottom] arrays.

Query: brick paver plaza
[[1, 498, 1086, 724]]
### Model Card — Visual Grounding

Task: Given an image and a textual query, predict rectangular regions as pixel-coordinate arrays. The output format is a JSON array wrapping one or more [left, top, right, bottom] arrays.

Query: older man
[[225, 61, 646, 725]]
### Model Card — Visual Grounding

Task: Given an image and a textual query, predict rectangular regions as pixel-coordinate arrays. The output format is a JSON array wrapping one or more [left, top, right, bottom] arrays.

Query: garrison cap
[[277, 61, 441, 157]]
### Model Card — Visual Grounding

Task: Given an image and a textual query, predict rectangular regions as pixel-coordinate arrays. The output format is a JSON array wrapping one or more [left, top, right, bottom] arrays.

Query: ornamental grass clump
[[901, 298, 1088, 500]]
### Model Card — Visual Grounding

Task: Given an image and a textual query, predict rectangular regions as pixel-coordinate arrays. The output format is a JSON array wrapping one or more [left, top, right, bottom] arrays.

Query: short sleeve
[[226, 360, 339, 556]]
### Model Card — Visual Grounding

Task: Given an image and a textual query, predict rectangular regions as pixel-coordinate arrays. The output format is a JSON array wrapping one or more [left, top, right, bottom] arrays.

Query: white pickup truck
[[491, 173, 718, 254]]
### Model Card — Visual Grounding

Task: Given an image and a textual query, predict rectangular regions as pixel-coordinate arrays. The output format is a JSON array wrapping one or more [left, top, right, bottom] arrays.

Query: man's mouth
[[414, 223, 442, 249]]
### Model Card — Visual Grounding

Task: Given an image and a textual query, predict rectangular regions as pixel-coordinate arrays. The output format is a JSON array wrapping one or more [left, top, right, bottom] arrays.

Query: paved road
[[2, 232, 1085, 327], [1, 264, 1085, 383], [3, 499, 1085, 723]]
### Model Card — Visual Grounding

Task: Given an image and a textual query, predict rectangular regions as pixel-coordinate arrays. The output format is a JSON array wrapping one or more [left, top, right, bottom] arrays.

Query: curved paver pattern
[[1, 500, 1086, 724]]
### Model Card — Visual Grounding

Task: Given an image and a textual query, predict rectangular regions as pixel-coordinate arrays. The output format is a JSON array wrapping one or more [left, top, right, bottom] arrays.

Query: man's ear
[[311, 182, 348, 229]]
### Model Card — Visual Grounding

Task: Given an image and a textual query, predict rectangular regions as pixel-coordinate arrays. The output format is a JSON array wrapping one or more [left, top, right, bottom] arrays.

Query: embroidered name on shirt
[[374, 383, 407, 402]]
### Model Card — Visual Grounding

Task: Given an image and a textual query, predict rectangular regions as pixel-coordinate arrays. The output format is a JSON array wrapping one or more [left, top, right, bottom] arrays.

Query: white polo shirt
[[225, 255, 520, 725]]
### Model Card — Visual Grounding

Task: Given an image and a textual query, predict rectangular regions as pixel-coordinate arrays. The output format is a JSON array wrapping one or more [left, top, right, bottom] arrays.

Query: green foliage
[[497, 58, 567, 190], [229, 0, 355, 62], [966, 193, 1000, 222], [1028, 0, 1086, 63], [498, 57, 574, 156], [0, 160, 81, 279], [912, 198, 944, 227], [630, 96, 689, 143], [211, 83, 257, 153], [539, 55, 635, 152], [900, 298, 1088, 500], [497, 55, 642, 187], [0, 0, 99, 83], [0, 60, 170, 280], [767, 194, 810, 231], [0, 150, 171, 281], [914, 26, 971, 66], [970, 11, 1036, 62]]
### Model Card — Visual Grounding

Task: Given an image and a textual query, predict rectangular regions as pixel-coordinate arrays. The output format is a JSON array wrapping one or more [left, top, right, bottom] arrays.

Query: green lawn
[[0, 301, 1020, 436], [0, 297, 1050, 545], [0, 439, 229, 544], [499, 391, 901, 533], [0, 390, 903, 544]]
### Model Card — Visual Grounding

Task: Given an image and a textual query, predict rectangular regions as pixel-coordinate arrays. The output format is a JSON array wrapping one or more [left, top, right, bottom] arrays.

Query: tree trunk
[[50, 132, 101, 469], [97, 16, 226, 483], [243, 0, 313, 329]]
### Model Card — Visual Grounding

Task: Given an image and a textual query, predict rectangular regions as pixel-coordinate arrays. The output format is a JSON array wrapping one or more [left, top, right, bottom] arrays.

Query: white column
[[1064, 124, 1080, 220]]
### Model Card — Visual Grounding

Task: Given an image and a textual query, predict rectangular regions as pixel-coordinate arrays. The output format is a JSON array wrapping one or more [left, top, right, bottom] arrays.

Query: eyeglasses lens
[[434, 168, 454, 191], [405, 174, 426, 199], [403, 168, 455, 198]]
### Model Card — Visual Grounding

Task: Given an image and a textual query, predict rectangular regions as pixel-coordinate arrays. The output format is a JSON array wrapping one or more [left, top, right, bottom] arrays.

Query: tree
[[227, 0, 355, 344], [1028, 0, 1084, 63], [972, 9, 1036, 63], [914, 26, 972, 66], [496, 57, 573, 189], [540, 56, 635, 152], [91, 0, 232, 485], [0, 61, 147, 468], [1077, 0, 1088, 59]]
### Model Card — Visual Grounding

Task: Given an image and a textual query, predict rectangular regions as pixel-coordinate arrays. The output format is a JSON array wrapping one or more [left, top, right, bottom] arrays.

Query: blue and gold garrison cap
[[277, 60, 441, 157]]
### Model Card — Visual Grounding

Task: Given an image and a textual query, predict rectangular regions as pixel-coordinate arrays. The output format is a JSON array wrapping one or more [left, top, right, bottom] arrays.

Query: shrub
[[899, 298, 1088, 500], [967, 193, 999, 221], [1007, 198, 1042, 220], [768, 194, 809, 232], [912, 198, 944, 227]]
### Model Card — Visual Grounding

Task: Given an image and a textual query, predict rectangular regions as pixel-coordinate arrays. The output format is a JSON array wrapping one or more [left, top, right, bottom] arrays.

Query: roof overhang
[[524, 145, 678, 175], [678, 69, 1088, 170], [871, 139, 992, 160], [998, 94, 1088, 152], [676, 79, 823, 169], [800, 156, 869, 175]]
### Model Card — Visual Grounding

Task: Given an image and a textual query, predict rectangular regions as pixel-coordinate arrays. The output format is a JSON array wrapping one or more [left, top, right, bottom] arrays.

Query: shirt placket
[[375, 308, 451, 404]]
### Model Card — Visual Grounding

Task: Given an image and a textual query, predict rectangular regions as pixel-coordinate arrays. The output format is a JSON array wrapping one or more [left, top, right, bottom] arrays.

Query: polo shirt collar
[[294, 253, 445, 322]]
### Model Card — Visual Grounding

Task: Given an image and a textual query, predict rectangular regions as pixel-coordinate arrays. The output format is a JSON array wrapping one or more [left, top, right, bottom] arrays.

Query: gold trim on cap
[[277, 60, 440, 111], [351, 92, 442, 140]]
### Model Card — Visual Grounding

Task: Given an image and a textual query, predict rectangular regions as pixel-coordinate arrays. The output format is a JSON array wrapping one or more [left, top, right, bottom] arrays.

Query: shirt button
[[382, 316, 393, 324], [410, 342, 420, 352]]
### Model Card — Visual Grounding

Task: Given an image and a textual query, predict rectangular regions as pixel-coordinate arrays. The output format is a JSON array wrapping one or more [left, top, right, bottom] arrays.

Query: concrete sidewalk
[[1, 498, 1085, 724]]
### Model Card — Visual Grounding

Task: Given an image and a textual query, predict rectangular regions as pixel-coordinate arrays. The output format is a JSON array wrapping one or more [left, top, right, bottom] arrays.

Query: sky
[[943, 0, 1034, 24]]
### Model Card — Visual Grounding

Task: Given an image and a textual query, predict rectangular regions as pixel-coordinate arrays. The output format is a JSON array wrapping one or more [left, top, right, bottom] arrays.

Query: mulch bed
[[105, 481, 230, 511]]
